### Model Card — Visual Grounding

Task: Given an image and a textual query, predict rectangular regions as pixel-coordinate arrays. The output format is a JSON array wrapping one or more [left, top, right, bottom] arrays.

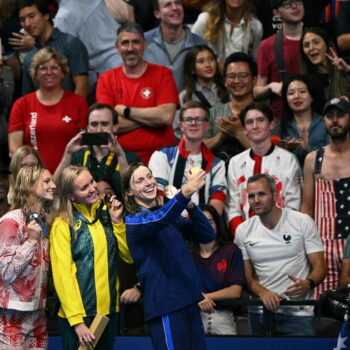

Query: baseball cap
[[273, 0, 303, 9], [323, 98, 350, 114]]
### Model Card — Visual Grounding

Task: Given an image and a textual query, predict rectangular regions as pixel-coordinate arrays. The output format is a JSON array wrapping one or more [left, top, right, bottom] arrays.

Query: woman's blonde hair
[[204, 0, 255, 45], [11, 164, 51, 216], [55, 165, 87, 227], [8, 146, 42, 205], [30, 47, 69, 81]]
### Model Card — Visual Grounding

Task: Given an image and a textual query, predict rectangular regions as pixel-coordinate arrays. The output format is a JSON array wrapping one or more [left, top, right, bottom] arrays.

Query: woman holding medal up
[[50, 165, 133, 350], [0, 164, 56, 349]]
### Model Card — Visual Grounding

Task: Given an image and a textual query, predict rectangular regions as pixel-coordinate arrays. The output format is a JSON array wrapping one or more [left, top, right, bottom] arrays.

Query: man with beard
[[96, 22, 179, 164], [235, 173, 325, 336], [302, 97, 350, 298]]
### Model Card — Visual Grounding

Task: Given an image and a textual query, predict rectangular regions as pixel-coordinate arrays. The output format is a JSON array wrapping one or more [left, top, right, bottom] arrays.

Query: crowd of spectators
[[1, 0, 350, 348]]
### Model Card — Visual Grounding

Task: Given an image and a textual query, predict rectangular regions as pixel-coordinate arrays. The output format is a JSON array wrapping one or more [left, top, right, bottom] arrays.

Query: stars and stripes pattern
[[315, 177, 350, 298]]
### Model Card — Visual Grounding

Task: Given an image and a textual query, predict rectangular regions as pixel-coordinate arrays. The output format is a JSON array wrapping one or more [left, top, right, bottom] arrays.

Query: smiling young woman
[[300, 27, 350, 105], [0, 164, 55, 349]]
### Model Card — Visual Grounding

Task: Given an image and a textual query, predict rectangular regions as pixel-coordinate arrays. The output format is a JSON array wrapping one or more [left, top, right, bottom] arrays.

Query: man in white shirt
[[235, 173, 326, 335]]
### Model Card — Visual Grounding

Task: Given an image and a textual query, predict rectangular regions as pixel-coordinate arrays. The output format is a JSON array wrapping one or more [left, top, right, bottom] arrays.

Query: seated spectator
[[278, 74, 329, 167], [144, 0, 206, 92], [7, 145, 42, 205], [8, 47, 88, 174], [149, 101, 227, 215], [174, 45, 228, 138], [191, 0, 262, 66], [180, 45, 228, 108], [0, 54, 14, 164], [0, 164, 56, 349], [254, 0, 304, 119], [300, 27, 350, 103], [302, 97, 350, 298], [54, 103, 138, 200], [96, 22, 178, 165], [0, 163, 10, 217], [204, 52, 255, 158], [53, 0, 130, 97], [339, 233, 350, 290], [225, 102, 302, 237], [191, 204, 244, 335], [18, 0, 89, 97], [235, 173, 326, 336]]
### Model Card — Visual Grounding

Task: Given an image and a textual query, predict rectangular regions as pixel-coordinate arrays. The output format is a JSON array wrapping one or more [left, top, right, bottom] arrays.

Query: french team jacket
[[226, 145, 302, 236]]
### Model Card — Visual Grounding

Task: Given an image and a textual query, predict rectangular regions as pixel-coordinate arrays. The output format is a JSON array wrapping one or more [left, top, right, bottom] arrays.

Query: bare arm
[[244, 259, 284, 312], [209, 199, 224, 216], [105, 0, 133, 23], [115, 103, 176, 128], [53, 132, 86, 183], [337, 34, 350, 53], [8, 131, 23, 157], [117, 116, 143, 134], [205, 284, 242, 300], [203, 132, 227, 150], [253, 75, 282, 100], [284, 252, 326, 298], [217, 117, 251, 149], [73, 75, 88, 98], [339, 258, 350, 290], [301, 151, 316, 217]]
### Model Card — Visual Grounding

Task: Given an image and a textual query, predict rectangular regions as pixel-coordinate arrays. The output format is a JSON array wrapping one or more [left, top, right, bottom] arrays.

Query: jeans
[[249, 311, 316, 336]]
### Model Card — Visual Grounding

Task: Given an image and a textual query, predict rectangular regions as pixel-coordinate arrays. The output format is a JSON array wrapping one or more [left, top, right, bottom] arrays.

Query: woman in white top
[[192, 0, 262, 66]]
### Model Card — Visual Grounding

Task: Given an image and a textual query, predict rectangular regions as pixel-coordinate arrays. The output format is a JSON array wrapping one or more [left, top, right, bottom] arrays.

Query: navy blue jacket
[[125, 192, 216, 321]]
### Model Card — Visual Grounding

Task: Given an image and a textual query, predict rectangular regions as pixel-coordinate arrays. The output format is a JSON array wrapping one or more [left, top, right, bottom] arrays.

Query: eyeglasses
[[37, 65, 61, 73], [181, 117, 208, 124], [226, 72, 251, 80], [280, 0, 303, 9]]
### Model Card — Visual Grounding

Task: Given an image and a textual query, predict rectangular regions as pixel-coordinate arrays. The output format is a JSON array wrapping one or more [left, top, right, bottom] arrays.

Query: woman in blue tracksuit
[[122, 162, 216, 350]]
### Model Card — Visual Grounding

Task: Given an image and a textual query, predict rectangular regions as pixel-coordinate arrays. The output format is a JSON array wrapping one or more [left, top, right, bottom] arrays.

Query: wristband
[[123, 106, 131, 119], [133, 283, 142, 293], [306, 277, 316, 289]]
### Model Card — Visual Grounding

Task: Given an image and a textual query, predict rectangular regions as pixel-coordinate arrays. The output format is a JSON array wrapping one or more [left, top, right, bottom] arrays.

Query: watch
[[306, 277, 316, 289], [123, 106, 131, 119]]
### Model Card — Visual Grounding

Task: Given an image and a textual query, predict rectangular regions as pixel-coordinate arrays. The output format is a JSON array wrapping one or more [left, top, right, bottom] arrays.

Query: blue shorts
[[147, 303, 206, 350]]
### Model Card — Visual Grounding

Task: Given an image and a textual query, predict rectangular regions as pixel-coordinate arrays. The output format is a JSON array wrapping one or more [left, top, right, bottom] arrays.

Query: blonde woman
[[8, 145, 42, 205], [50, 165, 135, 350], [192, 0, 262, 66], [8, 47, 88, 173], [0, 164, 56, 349]]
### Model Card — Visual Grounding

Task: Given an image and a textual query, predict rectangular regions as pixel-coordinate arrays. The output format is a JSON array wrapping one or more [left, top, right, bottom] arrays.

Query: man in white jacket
[[226, 102, 302, 237]]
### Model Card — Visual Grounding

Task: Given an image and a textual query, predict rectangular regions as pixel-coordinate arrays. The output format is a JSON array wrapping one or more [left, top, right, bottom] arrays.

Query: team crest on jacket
[[141, 87, 152, 99]]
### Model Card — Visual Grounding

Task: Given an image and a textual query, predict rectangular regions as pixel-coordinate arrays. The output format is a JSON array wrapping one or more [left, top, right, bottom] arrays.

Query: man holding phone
[[54, 103, 139, 200]]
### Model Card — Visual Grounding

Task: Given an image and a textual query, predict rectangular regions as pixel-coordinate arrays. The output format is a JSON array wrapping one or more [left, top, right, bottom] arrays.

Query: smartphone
[[81, 132, 109, 145]]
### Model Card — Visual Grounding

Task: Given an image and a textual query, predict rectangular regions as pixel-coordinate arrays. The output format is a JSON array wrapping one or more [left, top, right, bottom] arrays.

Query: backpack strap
[[274, 30, 287, 82]]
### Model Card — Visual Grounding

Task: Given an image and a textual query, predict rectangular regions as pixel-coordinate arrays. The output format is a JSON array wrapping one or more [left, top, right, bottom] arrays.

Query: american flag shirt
[[314, 148, 350, 297]]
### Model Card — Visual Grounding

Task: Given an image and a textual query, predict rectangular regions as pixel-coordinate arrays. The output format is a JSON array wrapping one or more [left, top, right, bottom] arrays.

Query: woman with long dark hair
[[190, 204, 244, 335], [279, 74, 329, 167], [300, 27, 350, 104]]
